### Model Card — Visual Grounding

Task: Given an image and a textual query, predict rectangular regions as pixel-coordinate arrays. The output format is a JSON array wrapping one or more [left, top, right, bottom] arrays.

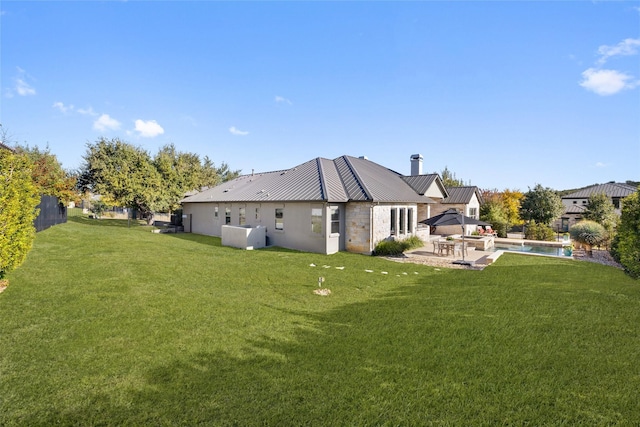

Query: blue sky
[[1, 1, 639, 191]]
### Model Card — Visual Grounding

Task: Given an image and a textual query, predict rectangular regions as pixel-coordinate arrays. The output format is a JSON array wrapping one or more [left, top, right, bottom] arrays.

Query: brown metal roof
[[562, 183, 637, 199], [182, 155, 435, 204]]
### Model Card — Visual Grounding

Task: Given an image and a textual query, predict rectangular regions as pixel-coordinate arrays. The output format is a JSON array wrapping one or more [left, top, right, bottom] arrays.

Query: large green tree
[[0, 148, 40, 280], [611, 188, 640, 278], [80, 138, 239, 223], [519, 184, 564, 225]]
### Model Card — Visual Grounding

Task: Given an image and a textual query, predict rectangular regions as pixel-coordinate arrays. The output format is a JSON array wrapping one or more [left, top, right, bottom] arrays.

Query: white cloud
[[7, 67, 36, 97], [580, 68, 639, 96], [53, 102, 73, 114], [93, 114, 121, 132], [77, 106, 97, 116], [134, 119, 164, 138], [275, 95, 292, 105], [597, 38, 640, 65], [16, 78, 36, 96], [229, 126, 249, 136], [595, 162, 609, 168]]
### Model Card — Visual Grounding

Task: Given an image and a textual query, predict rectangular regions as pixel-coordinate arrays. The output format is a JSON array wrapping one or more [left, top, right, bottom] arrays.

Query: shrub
[[403, 235, 424, 250], [373, 236, 424, 256], [524, 221, 555, 241], [610, 189, 640, 278], [570, 220, 607, 254], [0, 149, 40, 280]]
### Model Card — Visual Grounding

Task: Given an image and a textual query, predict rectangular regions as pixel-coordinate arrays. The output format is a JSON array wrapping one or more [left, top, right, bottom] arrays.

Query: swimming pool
[[492, 243, 571, 257]]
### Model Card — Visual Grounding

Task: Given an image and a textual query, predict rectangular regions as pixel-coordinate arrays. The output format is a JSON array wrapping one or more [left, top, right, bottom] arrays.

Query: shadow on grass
[[22, 263, 636, 425]]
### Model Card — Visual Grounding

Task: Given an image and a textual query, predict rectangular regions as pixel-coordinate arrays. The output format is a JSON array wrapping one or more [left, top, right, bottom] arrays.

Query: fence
[[34, 195, 67, 232]]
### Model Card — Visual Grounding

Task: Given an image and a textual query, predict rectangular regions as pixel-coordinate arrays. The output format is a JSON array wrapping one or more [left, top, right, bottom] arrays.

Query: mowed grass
[[1, 217, 639, 425]]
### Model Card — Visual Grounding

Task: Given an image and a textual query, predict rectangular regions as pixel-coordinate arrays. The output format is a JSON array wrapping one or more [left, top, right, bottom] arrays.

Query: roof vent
[[359, 155, 368, 160]]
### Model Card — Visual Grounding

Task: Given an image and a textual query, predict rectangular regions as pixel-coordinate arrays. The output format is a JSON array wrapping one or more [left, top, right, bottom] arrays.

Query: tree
[[611, 188, 640, 278], [0, 148, 40, 281], [79, 138, 163, 224], [501, 189, 524, 227], [479, 198, 508, 237], [519, 184, 564, 225], [79, 138, 240, 225], [439, 166, 466, 187], [480, 189, 523, 236], [15, 144, 77, 204], [582, 192, 617, 239]]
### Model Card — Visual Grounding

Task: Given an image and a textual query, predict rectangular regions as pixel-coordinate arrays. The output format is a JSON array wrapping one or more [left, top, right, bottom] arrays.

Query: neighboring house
[[181, 155, 438, 255], [554, 182, 637, 231]]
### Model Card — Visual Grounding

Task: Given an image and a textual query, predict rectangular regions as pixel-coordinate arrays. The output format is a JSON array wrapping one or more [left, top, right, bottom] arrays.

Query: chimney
[[410, 154, 423, 175]]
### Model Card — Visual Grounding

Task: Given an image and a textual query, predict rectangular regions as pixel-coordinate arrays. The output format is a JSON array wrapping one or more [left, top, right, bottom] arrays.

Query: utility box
[[221, 225, 267, 250]]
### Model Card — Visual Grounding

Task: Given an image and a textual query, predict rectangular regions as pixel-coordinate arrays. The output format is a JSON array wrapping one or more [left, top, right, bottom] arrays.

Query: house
[[180, 155, 439, 255], [554, 182, 637, 231], [441, 186, 483, 219]]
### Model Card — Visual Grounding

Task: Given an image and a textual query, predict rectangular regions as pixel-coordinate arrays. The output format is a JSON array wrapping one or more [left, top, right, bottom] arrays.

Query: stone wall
[[345, 203, 372, 254]]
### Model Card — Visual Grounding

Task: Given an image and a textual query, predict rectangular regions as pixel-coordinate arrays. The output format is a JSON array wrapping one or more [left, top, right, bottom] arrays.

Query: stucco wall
[[183, 201, 343, 254]]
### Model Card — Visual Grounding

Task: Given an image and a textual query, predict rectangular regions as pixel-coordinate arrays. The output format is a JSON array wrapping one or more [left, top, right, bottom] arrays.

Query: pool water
[[492, 244, 570, 257]]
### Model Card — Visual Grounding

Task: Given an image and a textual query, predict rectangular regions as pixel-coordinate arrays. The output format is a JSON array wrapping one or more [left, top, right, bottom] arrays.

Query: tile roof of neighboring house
[[402, 174, 448, 198], [565, 205, 586, 214], [562, 183, 637, 199], [443, 186, 483, 205], [181, 155, 436, 204]]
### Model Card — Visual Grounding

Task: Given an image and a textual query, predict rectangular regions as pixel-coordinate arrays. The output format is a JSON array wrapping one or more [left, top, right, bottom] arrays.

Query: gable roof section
[[443, 186, 483, 205], [562, 183, 637, 199], [402, 174, 448, 198], [182, 155, 434, 204]]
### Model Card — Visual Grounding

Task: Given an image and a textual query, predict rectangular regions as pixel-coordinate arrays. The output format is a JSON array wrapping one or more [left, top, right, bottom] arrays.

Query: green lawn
[[1, 217, 639, 425]]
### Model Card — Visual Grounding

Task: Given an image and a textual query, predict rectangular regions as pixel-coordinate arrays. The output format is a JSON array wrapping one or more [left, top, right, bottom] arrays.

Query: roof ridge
[[316, 158, 328, 201], [341, 156, 372, 200]]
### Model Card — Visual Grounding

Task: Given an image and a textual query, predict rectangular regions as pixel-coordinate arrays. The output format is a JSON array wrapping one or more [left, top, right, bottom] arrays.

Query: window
[[225, 207, 231, 224], [311, 207, 323, 234], [613, 198, 620, 209], [255, 207, 260, 221], [399, 208, 405, 234], [239, 207, 246, 226], [469, 207, 477, 219], [275, 208, 284, 230], [330, 206, 340, 234], [408, 208, 414, 233], [390, 208, 396, 235], [214, 206, 219, 219]]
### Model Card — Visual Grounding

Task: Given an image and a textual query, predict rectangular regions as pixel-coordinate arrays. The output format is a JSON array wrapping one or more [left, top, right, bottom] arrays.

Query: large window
[[330, 206, 340, 234], [239, 207, 246, 226], [311, 207, 323, 234], [399, 208, 406, 234], [225, 207, 231, 224], [275, 208, 284, 230], [469, 207, 478, 219]]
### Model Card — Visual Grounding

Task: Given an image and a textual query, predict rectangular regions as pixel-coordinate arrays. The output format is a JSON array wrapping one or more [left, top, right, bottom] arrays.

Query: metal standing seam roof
[[443, 186, 483, 205], [402, 174, 448, 198], [181, 155, 435, 204], [562, 183, 637, 199]]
